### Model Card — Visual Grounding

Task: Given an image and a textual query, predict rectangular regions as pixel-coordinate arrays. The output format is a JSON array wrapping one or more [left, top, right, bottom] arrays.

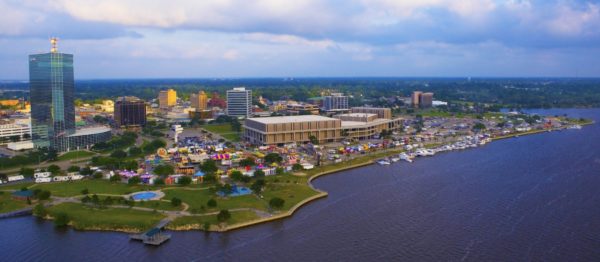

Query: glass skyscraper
[[29, 40, 111, 152], [29, 50, 75, 151]]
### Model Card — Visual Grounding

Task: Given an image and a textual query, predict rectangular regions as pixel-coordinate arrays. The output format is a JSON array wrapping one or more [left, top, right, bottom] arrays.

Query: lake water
[[2, 108, 600, 262]]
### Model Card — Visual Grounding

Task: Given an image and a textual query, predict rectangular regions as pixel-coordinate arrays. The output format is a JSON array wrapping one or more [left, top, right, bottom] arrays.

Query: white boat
[[399, 153, 413, 163], [390, 157, 400, 162], [377, 159, 391, 165]]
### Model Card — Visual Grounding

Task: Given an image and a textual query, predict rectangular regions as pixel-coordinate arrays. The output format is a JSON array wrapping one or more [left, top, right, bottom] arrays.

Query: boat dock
[[129, 218, 172, 246]]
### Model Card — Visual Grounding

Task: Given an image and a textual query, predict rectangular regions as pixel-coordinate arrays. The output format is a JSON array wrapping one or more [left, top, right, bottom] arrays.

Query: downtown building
[[323, 93, 349, 113], [226, 87, 252, 118], [114, 96, 147, 128], [411, 91, 434, 108], [159, 89, 177, 108], [29, 39, 111, 152]]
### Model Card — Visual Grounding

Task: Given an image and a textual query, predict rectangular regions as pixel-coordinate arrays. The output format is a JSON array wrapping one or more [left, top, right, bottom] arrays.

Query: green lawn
[[262, 183, 321, 210], [57, 151, 96, 161], [47, 203, 165, 232], [30, 180, 160, 197], [163, 188, 266, 214], [203, 124, 241, 141], [134, 200, 184, 211], [169, 210, 260, 229], [0, 182, 35, 191], [0, 192, 29, 213]]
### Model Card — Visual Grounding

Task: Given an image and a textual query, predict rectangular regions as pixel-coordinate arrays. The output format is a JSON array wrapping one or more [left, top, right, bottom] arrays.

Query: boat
[[390, 157, 400, 162], [399, 153, 413, 163], [377, 159, 391, 165]]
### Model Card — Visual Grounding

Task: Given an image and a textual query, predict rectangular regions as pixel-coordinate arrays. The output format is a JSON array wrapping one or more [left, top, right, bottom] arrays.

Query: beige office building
[[159, 89, 177, 108], [244, 115, 341, 145], [350, 107, 392, 119], [190, 91, 208, 110], [336, 113, 403, 140]]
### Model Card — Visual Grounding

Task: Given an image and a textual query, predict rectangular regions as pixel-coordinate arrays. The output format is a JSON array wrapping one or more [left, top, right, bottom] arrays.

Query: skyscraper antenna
[[50, 37, 58, 53]]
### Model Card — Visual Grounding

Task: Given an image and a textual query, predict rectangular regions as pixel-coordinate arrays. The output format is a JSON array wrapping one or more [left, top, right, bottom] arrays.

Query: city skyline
[[1, 1, 600, 79]]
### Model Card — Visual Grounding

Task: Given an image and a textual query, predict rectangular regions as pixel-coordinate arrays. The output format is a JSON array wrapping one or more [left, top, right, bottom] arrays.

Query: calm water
[[2, 109, 600, 262]]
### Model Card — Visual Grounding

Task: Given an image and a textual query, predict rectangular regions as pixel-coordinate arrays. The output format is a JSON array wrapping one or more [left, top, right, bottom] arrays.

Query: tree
[[239, 157, 255, 167], [81, 188, 89, 195], [275, 167, 285, 175], [33, 204, 47, 217], [80, 166, 93, 176], [20, 167, 34, 178], [200, 159, 219, 174], [153, 164, 174, 176], [47, 165, 61, 175], [473, 122, 486, 132], [110, 175, 121, 182], [9, 135, 20, 142], [67, 165, 81, 173], [269, 197, 285, 209], [203, 222, 211, 231], [230, 170, 243, 182], [292, 163, 303, 171], [36, 190, 51, 200], [251, 179, 265, 195], [309, 135, 319, 145], [253, 169, 265, 178], [128, 176, 141, 185], [177, 176, 192, 186], [128, 146, 142, 157], [153, 178, 165, 185], [264, 153, 283, 164], [110, 149, 127, 158], [171, 197, 182, 207], [216, 209, 231, 222], [53, 212, 70, 227], [207, 198, 217, 208]]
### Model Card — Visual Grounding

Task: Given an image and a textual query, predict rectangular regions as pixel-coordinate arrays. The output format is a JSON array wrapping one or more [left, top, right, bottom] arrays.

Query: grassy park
[[203, 124, 242, 142], [47, 203, 165, 232], [0, 192, 29, 213], [57, 151, 97, 161]]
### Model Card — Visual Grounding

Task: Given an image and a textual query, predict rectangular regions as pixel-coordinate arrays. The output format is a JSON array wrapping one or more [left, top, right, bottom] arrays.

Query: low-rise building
[[244, 115, 341, 145]]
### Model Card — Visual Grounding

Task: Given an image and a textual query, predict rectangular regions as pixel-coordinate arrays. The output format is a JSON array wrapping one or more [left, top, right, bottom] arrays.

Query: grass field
[[30, 180, 160, 197], [0, 192, 29, 213], [169, 210, 260, 229], [262, 183, 321, 210], [57, 151, 97, 161], [163, 188, 266, 214], [203, 124, 241, 141], [0, 182, 35, 191], [47, 203, 165, 232], [134, 200, 184, 211]]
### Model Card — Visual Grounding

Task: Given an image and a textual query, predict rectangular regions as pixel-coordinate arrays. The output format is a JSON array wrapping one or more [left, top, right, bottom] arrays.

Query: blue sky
[[1, 0, 600, 79]]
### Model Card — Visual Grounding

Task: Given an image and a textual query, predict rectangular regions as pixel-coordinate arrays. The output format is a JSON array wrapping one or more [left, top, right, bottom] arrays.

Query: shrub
[[207, 198, 217, 208], [216, 210, 231, 222], [53, 212, 70, 227], [171, 197, 182, 207], [269, 197, 285, 209]]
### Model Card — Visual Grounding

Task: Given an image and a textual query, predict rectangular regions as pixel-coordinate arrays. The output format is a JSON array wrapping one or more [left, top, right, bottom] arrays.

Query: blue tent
[[193, 171, 205, 177]]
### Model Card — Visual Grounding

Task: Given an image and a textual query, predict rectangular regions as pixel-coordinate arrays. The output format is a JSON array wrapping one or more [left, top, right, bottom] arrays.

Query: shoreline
[[2, 121, 593, 233]]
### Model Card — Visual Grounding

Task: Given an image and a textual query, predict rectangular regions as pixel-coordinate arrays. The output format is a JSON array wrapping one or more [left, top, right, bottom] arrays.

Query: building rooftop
[[69, 126, 111, 137], [247, 115, 337, 124], [341, 118, 391, 128], [337, 113, 377, 118]]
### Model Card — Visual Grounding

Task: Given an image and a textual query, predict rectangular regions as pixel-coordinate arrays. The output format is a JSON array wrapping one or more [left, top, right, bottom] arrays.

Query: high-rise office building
[[29, 39, 111, 151], [412, 91, 423, 107], [226, 87, 252, 118], [190, 91, 208, 110], [159, 89, 177, 108], [114, 96, 147, 128], [419, 92, 434, 108], [324, 93, 349, 112]]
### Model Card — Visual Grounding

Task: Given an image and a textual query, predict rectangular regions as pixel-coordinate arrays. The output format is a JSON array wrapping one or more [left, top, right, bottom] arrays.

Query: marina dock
[[129, 218, 172, 246]]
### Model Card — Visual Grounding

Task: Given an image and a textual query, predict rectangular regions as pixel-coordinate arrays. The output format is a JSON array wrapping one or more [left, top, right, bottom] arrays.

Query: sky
[[1, 0, 600, 79]]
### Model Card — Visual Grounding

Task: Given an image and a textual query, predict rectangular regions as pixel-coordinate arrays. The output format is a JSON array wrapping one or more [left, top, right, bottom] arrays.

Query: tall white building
[[226, 87, 252, 118]]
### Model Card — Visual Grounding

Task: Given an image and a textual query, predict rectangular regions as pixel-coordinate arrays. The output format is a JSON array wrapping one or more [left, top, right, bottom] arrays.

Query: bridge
[[129, 218, 172, 246]]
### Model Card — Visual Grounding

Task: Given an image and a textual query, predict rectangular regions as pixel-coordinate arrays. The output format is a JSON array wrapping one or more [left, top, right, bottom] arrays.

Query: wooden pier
[[129, 218, 172, 246]]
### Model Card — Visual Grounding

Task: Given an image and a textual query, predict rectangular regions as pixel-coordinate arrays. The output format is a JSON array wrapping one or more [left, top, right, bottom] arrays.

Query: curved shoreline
[[2, 121, 594, 233]]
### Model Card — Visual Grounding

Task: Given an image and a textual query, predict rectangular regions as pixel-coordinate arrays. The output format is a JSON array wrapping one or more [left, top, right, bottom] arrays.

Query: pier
[[129, 218, 172, 246]]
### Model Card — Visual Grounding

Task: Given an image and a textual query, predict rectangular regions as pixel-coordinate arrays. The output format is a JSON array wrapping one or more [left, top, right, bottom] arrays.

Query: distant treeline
[[1, 77, 600, 108]]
